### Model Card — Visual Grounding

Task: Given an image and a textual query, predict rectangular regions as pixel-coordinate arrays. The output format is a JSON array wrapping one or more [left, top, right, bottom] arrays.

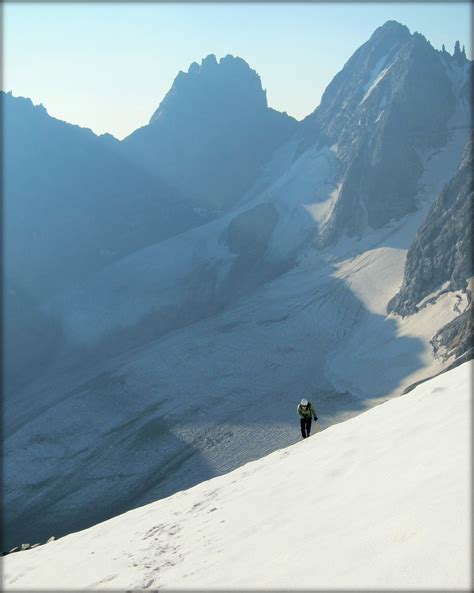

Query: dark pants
[[300, 417, 312, 438]]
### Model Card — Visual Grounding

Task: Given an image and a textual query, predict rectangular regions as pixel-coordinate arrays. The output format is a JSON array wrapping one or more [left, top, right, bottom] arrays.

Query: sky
[[3, 2, 472, 139]]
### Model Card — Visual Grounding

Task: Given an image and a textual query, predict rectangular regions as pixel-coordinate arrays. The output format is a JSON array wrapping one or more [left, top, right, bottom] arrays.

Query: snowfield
[[4, 361, 471, 590]]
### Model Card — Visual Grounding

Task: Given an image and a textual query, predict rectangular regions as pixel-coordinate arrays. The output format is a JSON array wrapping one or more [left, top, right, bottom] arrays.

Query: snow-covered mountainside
[[4, 362, 471, 590], [3, 21, 472, 551]]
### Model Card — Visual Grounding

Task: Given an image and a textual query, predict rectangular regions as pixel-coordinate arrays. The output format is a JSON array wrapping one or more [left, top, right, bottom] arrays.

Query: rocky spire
[[453, 40, 467, 64]]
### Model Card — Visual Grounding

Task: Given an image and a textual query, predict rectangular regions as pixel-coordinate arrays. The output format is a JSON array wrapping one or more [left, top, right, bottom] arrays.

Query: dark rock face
[[388, 139, 473, 316], [431, 306, 473, 363], [220, 202, 286, 301], [225, 202, 279, 258], [122, 54, 296, 210], [299, 21, 467, 244]]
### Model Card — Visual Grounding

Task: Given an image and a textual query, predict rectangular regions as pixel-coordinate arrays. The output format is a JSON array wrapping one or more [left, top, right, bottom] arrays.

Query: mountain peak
[[125, 53, 295, 211], [202, 53, 218, 66], [453, 40, 468, 63], [380, 19, 410, 31], [150, 54, 266, 124], [372, 20, 411, 41], [185, 53, 255, 77], [364, 20, 411, 56]]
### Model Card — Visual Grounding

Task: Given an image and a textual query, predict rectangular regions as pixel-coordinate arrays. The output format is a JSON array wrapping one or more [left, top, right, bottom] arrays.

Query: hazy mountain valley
[[3, 20, 472, 551]]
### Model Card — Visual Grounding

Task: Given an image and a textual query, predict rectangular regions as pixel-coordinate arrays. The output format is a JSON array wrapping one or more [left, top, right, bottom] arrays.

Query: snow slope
[[4, 361, 471, 590]]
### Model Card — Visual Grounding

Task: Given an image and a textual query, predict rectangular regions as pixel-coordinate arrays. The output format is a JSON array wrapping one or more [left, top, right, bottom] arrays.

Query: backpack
[[298, 401, 311, 413]]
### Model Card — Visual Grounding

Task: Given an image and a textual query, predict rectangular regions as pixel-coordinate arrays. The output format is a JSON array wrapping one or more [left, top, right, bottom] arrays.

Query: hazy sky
[[4, 2, 471, 139]]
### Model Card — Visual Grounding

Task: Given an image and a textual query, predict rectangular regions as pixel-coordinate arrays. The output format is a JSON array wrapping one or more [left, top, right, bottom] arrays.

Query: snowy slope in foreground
[[5, 362, 471, 590]]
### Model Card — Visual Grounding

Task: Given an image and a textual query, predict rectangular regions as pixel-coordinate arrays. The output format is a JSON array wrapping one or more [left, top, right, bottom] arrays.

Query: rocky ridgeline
[[388, 138, 472, 365], [299, 22, 470, 245], [389, 139, 472, 317]]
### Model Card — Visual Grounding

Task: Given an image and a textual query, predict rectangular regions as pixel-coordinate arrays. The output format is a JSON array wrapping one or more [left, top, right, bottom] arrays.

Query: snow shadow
[[2, 371, 215, 552]]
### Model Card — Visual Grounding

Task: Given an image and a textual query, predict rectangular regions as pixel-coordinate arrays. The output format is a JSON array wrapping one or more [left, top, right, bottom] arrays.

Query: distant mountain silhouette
[[3, 91, 201, 301], [122, 54, 297, 211]]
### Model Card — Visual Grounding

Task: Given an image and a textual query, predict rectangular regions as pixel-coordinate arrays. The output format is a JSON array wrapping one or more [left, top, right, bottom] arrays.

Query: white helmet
[[300, 398, 308, 406]]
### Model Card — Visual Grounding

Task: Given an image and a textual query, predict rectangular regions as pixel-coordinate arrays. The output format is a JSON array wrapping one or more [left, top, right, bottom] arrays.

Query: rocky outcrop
[[225, 202, 279, 258], [2, 536, 55, 556], [431, 306, 473, 363], [388, 139, 472, 316], [453, 40, 467, 64]]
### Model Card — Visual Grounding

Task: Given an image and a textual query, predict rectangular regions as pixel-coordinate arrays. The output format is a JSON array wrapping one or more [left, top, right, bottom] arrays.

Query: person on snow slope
[[297, 398, 318, 439]]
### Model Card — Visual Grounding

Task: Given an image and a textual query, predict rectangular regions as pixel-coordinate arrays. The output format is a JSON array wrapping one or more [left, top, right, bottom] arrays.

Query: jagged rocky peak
[[150, 53, 267, 123], [453, 40, 468, 63], [184, 53, 260, 79], [123, 53, 295, 211], [308, 19, 462, 131], [370, 19, 411, 44], [300, 19, 468, 245], [307, 20, 413, 126], [440, 39, 469, 65], [2, 91, 48, 118]]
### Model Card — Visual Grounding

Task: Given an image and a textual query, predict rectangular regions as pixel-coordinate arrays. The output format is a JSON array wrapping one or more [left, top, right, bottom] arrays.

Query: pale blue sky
[[4, 2, 471, 139]]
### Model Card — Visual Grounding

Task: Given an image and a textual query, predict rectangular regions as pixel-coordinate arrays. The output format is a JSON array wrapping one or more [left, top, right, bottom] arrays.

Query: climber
[[297, 398, 318, 438]]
